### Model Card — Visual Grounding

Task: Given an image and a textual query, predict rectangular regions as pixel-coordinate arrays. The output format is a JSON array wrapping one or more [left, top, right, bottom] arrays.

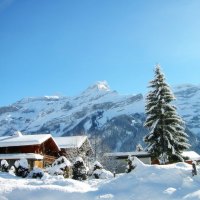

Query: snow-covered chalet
[[0, 131, 60, 169], [0, 131, 93, 169]]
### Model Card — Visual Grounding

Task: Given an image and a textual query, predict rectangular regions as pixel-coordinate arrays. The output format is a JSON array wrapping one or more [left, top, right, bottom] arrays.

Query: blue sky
[[1, 0, 200, 106]]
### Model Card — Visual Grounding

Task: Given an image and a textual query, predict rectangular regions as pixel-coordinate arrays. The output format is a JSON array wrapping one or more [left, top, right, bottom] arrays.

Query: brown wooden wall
[[0, 145, 40, 154], [39, 138, 60, 157]]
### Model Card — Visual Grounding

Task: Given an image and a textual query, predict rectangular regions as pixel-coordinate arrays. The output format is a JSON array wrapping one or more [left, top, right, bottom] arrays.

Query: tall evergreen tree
[[144, 65, 190, 163]]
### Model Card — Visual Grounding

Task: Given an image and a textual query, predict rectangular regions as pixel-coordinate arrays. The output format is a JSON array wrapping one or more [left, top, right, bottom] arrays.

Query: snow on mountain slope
[[1, 158, 200, 200], [174, 84, 200, 135], [0, 81, 144, 141], [0, 81, 200, 152]]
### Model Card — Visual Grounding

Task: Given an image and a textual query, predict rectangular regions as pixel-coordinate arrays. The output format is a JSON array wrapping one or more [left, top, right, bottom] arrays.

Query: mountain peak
[[82, 81, 111, 95], [93, 81, 110, 91]]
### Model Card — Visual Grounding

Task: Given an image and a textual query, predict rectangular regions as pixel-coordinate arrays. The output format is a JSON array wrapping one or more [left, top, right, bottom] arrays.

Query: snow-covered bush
[[0, 160, 9, 172], [14, 158, 29, 178], [93, 168, 113, 179], [72, 157, 88, 181], [9, 166, 15, 175], [48, 156, 72, 178], [92, 161, 113, 179], [126, 155, 136, 173], [93, 161, 103, 171], [29, 167, 44, 179]]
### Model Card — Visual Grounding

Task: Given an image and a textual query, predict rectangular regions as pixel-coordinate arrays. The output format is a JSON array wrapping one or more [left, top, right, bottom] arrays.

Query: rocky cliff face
[[0, 81, 200, 152]]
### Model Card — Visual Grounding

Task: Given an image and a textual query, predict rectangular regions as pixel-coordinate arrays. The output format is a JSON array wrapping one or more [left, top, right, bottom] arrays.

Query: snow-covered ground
[[1, 159, 200, 200]]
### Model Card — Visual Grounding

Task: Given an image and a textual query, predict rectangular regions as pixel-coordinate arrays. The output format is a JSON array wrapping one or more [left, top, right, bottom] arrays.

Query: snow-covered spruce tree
[[136, 144, 143, 152], [144, 65, 190, 163]]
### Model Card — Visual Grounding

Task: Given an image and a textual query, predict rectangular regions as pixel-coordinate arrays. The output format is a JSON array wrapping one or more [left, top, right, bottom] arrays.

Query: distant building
[[182, 151, 200, 164], [0, 131, 60, 169], [104, 151, 151, 173], [54, 136, 93, 165]]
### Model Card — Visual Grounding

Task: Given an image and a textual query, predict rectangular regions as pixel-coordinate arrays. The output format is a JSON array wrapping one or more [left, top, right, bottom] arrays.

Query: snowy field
[[1, 159, 200, 200]]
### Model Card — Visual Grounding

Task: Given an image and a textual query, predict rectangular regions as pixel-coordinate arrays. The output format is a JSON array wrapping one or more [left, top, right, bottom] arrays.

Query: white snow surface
[[0, 134, 55, 148], [182, 151, 200, 161], [54, 136, 88, 149], [0, 153, 43, 160], [28, 167, 44, 178], [14, 158, 28, 169], [1, 158, 200, 199], [93, 161, 103, 169], [75, 156, 84, 163], [12, 131, 23, 137], [93, 169, 113, 179]]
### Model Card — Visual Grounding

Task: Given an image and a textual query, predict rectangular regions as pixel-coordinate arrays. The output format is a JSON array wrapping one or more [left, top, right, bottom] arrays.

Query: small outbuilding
[[54, 136, 93, 165], [104, 151, 151, 173], [181, 151, 200, 164]]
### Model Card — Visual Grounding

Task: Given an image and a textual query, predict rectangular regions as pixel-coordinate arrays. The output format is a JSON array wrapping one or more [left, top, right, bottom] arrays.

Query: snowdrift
[[1, 158, 200, 200]]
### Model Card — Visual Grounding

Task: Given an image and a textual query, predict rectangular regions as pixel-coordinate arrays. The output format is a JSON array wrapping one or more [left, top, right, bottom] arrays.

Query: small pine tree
[[72, 157, 88, 181], [136, 144, 143, 152], [144, 65, 190, 163], [92, 161, 103, 179], [125, 156, 136, 173], [0, 160, 9, 172]]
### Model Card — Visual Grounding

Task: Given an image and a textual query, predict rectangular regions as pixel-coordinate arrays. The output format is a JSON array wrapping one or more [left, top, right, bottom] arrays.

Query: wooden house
[[0, 131, 60, 169], [54, 136, 93, 165], [103, 151, 151, 173]]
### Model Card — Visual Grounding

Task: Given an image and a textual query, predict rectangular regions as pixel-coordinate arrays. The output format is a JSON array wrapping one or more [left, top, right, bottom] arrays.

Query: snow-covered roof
[[181, 151, 200, 161], [104, 151, 151, 158], [0, 153, 43, 160], [54, 136, 88, 149], [0, 133, 55, 148]]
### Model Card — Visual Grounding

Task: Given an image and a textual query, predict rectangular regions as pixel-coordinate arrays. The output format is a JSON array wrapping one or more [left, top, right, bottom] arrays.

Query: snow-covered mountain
[[174, 84, 200, 135], [0, 81, 200, 152]]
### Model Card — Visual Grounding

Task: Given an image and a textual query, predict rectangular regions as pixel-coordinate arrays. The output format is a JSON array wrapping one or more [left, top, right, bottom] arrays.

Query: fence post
[[192, 161, 197, 176]]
